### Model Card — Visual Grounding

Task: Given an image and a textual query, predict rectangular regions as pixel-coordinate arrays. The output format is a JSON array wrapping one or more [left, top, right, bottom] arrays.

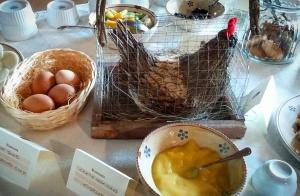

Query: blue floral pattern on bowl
[[187, 1, 194, 7], [219, 143, 230, 154], [144, 145, 151, 158], [288, 105, 296, 112], [178, 129, 188, 140]]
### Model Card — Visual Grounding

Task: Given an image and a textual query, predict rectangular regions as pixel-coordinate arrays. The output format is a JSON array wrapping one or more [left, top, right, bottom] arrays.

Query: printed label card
[[241, 76, 277, 128], [0, 127, 49, 189], [67, 149, 137, 196]]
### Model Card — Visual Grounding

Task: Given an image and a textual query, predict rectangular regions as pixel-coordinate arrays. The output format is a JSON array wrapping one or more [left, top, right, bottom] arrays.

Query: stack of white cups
[[0, 0, 38, 41]]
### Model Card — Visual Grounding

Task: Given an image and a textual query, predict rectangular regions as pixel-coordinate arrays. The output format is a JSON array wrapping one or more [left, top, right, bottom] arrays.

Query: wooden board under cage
[[91, 63, 246, 139], [91, 107, 246, 139]]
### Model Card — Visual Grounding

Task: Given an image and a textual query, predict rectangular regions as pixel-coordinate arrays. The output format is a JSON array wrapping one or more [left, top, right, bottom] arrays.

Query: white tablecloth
[[0, 2, 299, 196]]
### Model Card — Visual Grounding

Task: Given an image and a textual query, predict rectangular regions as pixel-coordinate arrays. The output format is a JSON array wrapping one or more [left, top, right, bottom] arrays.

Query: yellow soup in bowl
[[152, 139, 232, 196]]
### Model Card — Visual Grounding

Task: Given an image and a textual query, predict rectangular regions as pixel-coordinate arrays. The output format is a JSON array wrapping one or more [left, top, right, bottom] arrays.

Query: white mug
[[0, 0, 38, 41], [47, 0, 79, 28]]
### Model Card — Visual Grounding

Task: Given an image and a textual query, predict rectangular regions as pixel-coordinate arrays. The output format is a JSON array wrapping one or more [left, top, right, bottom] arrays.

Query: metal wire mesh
[[94, 10, 249, 122]]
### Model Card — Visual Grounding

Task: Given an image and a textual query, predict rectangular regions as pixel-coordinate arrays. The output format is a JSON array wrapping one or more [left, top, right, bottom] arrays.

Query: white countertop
[[0, 1, 299, 196]]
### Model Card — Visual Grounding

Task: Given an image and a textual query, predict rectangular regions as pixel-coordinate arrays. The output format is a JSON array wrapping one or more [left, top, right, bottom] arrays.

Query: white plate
[[1, 42, 24, 69], [276, 95, 300, 162], [0, 43, 23, 85]]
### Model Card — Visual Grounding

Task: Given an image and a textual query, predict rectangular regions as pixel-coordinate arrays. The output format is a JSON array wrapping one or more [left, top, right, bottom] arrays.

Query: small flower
[[178, 129, 188, 140], [289, 105, 296, 112], [144, 145, 151, 158], [219, 143, 230, 153], [187, 1, 194, 7]]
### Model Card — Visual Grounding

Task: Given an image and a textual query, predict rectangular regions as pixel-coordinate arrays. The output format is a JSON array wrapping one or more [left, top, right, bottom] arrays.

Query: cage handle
[[96, 0, 107, 47]]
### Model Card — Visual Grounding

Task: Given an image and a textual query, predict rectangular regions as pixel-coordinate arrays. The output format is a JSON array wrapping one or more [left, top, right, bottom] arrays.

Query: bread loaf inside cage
[[108, 21, 237, 117]]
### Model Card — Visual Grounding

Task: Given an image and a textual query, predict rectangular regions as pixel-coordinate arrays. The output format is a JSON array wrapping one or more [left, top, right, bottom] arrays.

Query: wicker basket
[[0, 48, 96, 130]]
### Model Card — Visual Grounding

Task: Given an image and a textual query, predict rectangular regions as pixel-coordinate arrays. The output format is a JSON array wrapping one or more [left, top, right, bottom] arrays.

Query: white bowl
[[136, 123, 247, 195], [0, 42, 23, 87], [89, 4, 158, 49], [251, 160, 297, 196], [0, 42, 24, 72], [47, 0, 79, 28], [166, 0, 225, 32]]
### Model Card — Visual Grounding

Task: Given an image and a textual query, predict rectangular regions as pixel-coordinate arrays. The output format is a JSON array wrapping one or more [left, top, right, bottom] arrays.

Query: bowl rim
[[136, 122, 247, 196], [275, 95, 300, 162], [0, 42, 24, 62], [0, 48, 96, 114], [166, 0, 225, 21]]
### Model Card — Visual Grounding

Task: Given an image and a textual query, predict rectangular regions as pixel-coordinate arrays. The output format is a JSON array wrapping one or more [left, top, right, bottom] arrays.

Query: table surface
[[0, 1, 300, 196]]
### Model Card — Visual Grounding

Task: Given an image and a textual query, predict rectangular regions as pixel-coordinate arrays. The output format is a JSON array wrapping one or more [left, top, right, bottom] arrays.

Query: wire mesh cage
[[93, 7, 249, 125]]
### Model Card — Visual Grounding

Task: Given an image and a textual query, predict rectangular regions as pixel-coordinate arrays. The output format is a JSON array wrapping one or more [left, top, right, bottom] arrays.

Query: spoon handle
[[209, 0, 219, 8], [57, 25, 95, 30], [200, 147, 251, 169]]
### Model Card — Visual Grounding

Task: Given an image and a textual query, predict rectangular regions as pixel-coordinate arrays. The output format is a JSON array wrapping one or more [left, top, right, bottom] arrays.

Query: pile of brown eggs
[[22, 69, 81, 113]]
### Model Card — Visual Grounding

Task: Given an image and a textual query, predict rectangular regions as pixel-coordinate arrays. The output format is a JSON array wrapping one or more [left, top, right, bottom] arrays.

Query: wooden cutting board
[[91, 85, 246, 139], [91, 118, 246, 139]]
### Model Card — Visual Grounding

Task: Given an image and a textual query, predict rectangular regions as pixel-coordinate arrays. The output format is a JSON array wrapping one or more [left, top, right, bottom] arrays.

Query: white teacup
[[251, 160, 297, 196], [47, 0, 79, 28], [0, 0, 38, 41]]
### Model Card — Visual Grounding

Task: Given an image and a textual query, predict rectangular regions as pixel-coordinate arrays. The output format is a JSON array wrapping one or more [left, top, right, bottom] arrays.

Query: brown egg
[[22, 94, 55, 113], [31, 71, 56, 94], [48, 84, 76, 106], [55, 69, 80, 87]]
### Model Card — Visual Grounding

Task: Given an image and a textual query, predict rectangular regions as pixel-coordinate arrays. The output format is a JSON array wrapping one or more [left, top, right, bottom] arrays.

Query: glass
[[262, 0, 300, 12], [242, 6, 300, 64]]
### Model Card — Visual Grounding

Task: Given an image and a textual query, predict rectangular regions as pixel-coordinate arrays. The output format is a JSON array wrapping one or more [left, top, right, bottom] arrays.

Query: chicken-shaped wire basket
[[92, 0, 249, 138]]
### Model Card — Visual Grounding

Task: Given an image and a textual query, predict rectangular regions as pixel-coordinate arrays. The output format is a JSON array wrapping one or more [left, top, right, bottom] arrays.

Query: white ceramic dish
[[0, 43, 23, 71], [276, 95, 300, 162], [251, 159, 297, 196], [0, 43, 23, 86], [166, 0, 225, 32], [136, 123, 247, 196]]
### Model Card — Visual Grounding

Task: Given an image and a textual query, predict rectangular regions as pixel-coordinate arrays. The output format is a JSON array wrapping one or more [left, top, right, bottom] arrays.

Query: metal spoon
[[182, 147, 252, 179], [57, 21, 149, 32], [57, 25, 95, 30], [208, 0, 220, 9]]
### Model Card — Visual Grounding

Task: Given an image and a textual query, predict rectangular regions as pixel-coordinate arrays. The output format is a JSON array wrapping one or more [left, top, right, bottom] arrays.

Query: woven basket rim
[[0, 48, 96, 119]]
